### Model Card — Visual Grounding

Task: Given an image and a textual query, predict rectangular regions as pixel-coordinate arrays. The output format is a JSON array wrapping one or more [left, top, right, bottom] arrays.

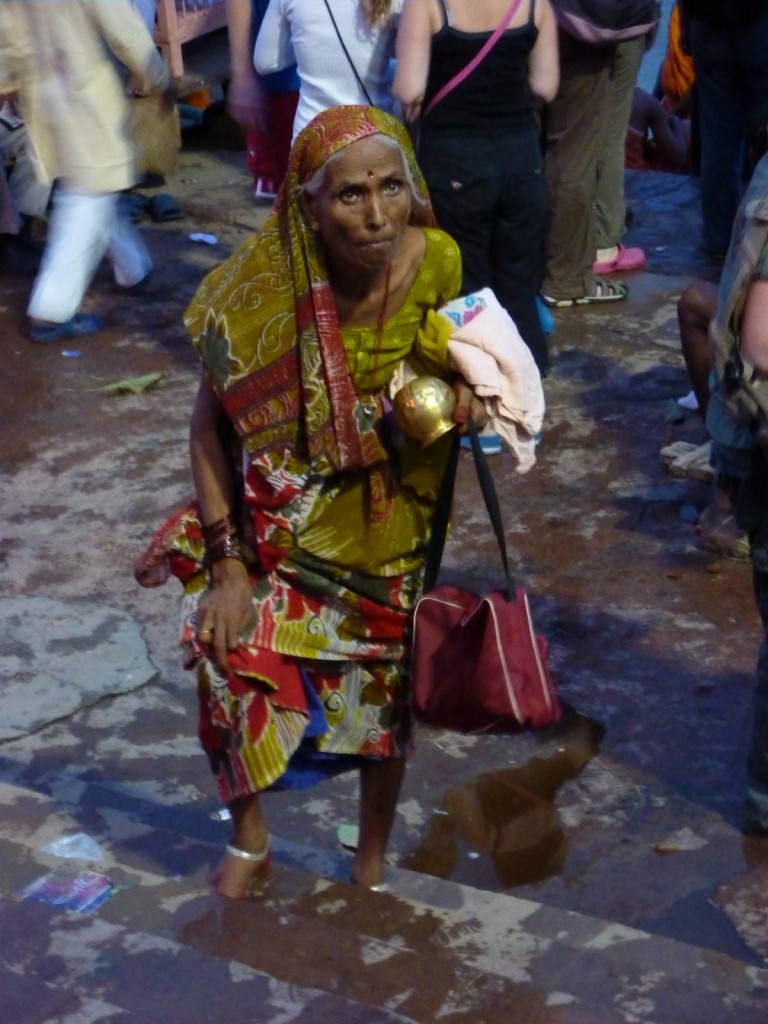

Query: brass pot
[[393, 376, 456, 447]]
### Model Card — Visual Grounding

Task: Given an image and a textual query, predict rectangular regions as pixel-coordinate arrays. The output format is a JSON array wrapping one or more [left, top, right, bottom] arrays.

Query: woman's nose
[[365, 195, 386, 228]]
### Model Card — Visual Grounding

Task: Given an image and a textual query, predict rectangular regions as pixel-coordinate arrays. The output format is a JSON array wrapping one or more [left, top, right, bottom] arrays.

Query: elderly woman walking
[[136, 106, 487, 897]]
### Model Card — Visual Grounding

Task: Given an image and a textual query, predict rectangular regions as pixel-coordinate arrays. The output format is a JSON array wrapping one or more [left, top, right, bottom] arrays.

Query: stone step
[[1, 779, 768, 1023], [0, 888, 418, 1024]]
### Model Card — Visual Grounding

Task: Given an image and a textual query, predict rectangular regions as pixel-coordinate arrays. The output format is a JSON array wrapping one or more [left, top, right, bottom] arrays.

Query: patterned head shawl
[[184, 105, 436, 476]]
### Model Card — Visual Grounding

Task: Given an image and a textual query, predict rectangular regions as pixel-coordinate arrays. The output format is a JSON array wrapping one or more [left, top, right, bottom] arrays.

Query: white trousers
[[28, 189, 152, 324]]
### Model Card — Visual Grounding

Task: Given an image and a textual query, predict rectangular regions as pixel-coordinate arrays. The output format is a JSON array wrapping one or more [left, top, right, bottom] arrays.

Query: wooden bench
[[154, 0, 229, 79]]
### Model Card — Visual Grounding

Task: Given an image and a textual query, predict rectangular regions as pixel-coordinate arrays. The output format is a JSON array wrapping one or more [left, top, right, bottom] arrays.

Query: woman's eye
[[340, 187, 361, 202], [384, 179, 402, 194]]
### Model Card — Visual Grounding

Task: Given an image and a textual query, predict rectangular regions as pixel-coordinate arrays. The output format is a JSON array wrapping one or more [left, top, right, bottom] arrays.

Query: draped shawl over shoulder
[[184, 105, 437, 477]]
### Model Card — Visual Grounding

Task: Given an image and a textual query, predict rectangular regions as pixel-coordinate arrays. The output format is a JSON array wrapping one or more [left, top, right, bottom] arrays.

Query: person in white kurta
[[0, 0, 170, 341], [254, 0, 403, 140]]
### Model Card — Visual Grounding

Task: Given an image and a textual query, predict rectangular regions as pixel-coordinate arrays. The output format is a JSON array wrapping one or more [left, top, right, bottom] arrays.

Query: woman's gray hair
[[298, 134, 430, 221]]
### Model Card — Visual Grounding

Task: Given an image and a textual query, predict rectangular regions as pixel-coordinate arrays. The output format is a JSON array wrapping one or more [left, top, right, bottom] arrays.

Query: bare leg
[[352, 758, 405, 888], [677, 280, 718, 417], [210, 792, 270, 898], [676, 281, 749, 558]]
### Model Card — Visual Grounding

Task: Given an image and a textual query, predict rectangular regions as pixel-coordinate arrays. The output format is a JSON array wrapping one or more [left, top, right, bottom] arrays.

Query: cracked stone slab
[[1, 597, 157, 741], [713, 861, 768, 961]]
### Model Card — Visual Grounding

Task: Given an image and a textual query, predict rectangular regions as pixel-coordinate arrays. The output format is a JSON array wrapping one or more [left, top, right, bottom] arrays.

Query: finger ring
[[199, 628, 213, 638]]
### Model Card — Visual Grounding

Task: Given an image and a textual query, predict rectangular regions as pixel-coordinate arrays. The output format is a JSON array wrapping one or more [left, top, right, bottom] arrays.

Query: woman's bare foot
[[350, 759, 404, 890], [210, 839, 271, 899], [350, 850, 387, 890]]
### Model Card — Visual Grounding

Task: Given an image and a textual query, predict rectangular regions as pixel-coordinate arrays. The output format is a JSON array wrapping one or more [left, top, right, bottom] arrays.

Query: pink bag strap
[[423, 0, 525, 117]]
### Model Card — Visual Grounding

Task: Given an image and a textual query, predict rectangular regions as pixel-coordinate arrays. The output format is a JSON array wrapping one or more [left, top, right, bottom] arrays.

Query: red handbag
[[411, 422, 560, 733]]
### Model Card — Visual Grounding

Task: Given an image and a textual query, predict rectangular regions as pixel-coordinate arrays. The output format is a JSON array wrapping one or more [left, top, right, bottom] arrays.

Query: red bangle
[[203, 513, 238, 545]]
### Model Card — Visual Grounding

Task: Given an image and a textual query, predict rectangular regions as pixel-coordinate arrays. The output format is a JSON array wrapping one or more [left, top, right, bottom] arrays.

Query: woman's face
[[302, 135, 413, 273]]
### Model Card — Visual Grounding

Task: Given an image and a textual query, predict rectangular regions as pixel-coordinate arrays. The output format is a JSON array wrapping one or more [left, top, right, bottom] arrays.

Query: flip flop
[[29, 312, 104, 344], [541, 278, 629, 308], [147, 193, 183, 222]]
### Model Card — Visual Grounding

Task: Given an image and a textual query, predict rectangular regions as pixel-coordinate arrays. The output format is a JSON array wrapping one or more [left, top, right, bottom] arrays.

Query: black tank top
[[422, 0, 539, 136]]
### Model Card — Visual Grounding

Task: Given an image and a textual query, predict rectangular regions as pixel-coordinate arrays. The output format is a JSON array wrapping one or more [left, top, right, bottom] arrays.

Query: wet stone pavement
[[1, 136, 768, 1023]]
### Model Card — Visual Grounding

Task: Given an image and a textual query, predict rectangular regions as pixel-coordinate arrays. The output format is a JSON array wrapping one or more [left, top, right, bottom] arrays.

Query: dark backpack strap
[[423, 431, 461, 593]]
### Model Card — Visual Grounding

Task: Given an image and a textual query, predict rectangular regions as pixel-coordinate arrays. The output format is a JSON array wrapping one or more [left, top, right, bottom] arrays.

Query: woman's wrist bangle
[[203, 513, 238, 546], [207, 532, 245, 566]]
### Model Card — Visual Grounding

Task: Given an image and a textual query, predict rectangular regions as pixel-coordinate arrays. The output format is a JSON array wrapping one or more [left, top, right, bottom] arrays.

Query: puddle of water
[[404, 708, 605, 890]]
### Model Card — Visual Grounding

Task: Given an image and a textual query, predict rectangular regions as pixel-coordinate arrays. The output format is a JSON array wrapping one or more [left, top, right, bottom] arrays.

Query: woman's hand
[[226, 72, 267, 130], [190, 375, 255, 670], [451, 378, 489, 433], [400, 99, 423, 124], [197, 559, 254, 671]]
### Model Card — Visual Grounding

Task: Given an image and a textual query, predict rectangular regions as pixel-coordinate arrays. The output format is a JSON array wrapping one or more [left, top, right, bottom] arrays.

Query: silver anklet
[[226, 838, 269, 863]]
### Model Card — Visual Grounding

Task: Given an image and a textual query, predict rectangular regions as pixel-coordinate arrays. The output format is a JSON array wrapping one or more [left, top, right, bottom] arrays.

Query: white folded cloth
[[440, 288, 545, 473]]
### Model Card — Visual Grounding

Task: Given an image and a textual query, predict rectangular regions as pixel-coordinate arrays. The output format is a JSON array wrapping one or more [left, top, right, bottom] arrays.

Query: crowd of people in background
[[2, 0, 762, 355]]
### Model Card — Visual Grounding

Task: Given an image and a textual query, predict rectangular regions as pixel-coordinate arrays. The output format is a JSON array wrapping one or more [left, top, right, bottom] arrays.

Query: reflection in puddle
[[404, 708, 605, 890]]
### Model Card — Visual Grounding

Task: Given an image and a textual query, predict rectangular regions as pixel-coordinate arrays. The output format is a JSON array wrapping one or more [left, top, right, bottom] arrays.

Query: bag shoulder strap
[[423, 420, 515, 600], [322, 0, 374, 106], [424, 0, 524, 116]]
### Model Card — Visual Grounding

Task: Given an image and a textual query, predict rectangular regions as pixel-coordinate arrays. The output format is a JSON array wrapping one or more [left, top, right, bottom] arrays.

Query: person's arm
[[633, 87, 689, 170], [190, 375, 254, 670], [739, 279, 768, 377], [668, 87, 692, 120], [528, 0, 559, 104], [225, 0, 268, 127], [89, 0, 170, 93], [253, 0, 295, 75], [392, 0, 435, 124], [648, 106, 689, 171]]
